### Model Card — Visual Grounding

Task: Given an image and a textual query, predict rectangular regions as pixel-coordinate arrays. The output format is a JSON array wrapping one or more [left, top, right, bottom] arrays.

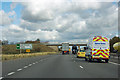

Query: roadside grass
[[1, 52, 57, 61]]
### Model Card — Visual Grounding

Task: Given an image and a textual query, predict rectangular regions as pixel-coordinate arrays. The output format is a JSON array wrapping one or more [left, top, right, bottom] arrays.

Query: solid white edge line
[[7, 72, 15, 76], [80, 66, 83, 68], [109, 62, 120, 65], [17, 69, 22, 71]]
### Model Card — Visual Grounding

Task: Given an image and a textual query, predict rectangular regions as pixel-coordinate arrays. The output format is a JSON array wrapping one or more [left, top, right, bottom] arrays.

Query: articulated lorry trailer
[[62, 43, 69, 55], [85, 36, 110, 63]]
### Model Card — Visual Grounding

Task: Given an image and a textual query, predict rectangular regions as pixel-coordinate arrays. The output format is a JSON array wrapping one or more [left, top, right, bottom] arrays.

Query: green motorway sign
[[16, 44, 32, 49], [16, 44, 20, 49]]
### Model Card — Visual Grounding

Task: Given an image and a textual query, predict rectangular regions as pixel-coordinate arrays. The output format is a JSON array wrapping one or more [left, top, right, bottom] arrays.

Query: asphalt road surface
[[1, 53, 119, 79]]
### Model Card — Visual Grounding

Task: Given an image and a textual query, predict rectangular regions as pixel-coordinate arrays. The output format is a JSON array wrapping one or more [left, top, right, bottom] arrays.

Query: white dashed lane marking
[[36, 62, 38, 63], [3, 58, 48, 78], [33, 63, 35, 65], [28, 64, 32, 66], [7, 72, 15, 76], [80, 66, 83, 68], [0, 77, 4, 80], [24, 66, 28, 68], [17, 68, 22, 71]]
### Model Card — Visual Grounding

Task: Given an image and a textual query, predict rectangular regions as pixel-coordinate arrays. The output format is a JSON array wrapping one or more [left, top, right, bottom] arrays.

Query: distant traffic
[[61, 36, 110, 63]]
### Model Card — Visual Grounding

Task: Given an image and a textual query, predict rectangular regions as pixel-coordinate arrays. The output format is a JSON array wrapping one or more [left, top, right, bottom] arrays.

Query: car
[[77, 50, 85, 58]]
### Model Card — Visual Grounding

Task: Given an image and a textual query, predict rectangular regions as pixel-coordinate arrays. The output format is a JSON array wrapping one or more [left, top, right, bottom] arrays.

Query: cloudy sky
[[0, 0, 119, 43]]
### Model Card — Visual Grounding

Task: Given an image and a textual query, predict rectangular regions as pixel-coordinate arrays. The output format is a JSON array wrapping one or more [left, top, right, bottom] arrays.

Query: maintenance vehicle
[[85, 36, 110, 63]]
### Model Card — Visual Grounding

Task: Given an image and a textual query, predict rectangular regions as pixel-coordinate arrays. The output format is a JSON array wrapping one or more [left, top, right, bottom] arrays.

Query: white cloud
[[21, 1, 102, 23], [9, 24, 23, 31], [66, 21, 86, 33], [19, 1, 118, 42], [1, 1, 118, 43], [71, 0, 101, 10], [31, 29, 60, 41], [2, 0, 118, 2], [71, 0, 117, 2], [0, 10, 12, 26], [2, 24, 60, 42]]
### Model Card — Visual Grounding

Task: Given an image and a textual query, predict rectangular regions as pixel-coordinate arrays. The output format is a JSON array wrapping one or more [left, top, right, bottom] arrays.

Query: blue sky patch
[[2, 2, 23, 25]]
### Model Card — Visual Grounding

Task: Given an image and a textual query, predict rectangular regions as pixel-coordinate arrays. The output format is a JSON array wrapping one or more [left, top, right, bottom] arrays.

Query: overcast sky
[[0, 0, 119, 43]]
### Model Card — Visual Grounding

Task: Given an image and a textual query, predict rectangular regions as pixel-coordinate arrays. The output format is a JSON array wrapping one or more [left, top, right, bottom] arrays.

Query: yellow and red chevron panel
[[92, 49, 109, 58], [93, 36, 108, 42]]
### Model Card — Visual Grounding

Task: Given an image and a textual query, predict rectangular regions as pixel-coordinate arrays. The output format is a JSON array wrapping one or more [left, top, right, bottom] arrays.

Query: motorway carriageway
[[1, 53, 119, 79]]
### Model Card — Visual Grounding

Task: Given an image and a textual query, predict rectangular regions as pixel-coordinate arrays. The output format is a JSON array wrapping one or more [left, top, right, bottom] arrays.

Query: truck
[[85, 36, 110, 63], [72, 45, 78, 55], [62, 43, 69, 55]]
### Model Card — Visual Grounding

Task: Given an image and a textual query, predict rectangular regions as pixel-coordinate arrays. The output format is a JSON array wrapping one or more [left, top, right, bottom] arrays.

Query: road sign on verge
[[26, 49, 30, 52], [20, 44, 32, 49], [16, 44, 32, 49], [16, 44, 20, 49]]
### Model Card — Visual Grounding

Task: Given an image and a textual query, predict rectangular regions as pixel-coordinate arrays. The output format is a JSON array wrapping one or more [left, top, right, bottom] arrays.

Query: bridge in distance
[[45, 43, 87, 51], [46, 43, 87, 46]]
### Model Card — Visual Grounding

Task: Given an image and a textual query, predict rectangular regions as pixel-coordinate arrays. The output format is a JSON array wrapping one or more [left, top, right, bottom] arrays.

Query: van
[[85, 36, 110, 63]]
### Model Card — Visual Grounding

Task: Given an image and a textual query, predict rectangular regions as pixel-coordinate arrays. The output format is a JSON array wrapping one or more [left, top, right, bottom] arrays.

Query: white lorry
[[62, 43, 69, 55]]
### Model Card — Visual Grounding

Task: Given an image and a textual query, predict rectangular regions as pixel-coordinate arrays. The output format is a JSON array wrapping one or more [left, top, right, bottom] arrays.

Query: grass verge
[[1, 52, 57, 61]]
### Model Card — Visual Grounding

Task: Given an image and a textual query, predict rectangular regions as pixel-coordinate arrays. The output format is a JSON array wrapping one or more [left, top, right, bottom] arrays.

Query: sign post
[[16, 44, 21, 54], [16, 44, 32, 54]]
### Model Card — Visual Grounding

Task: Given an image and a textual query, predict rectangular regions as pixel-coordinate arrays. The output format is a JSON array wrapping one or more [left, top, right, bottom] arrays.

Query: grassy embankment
[[1, 44, 58, 61], [1, 52, 57, 61]]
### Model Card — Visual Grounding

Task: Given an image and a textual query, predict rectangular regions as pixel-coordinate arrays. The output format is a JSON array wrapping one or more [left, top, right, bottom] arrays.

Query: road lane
[[73, 56, 118, 78], [2, 55, 52, 76], [2, 54, 118, 78], [6, 54, 87, 78]]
